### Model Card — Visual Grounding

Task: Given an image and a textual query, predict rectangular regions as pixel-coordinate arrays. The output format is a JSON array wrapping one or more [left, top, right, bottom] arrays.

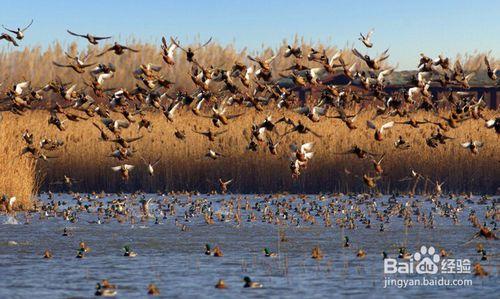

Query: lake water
[[0, 193, 498, 298]]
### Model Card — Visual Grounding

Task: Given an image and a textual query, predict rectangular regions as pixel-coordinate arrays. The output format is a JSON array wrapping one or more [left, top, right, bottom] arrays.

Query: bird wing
[[464, 72, 475, 82], [53, 61, 72, 68], [264, 54, 278, 64], [380, 121, 394, 133], [301, 142, 314, 153], [193, 37, 213, 51], [170, 37, 187, 52], [352, 48, 366, 61], [93, 35, 112, 40], [67, 30, 86, 38], [366, 28, 374, 40], [484, 56, 491, 69], [124, 164, 135, 170], [15, 81, 30, 94], [124, 135, 143, 143], [122, 45, 139, 52], [1, 26, 17, 34], [168, 43, 177, 57], [485, 119, 496, 128], [22, 19, 34, 32], [313, 106, 326, 116], [329, 51, 342, 66], [97, 73, 114, 85], [96, 47, 113, 57], [376, 48, 390, 62]]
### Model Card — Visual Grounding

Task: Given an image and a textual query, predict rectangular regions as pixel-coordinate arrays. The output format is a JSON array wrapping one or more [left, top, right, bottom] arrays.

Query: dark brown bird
[[97, 42, 139, 57], [0, 33, 18, 46], [67, 30, 111, 45]]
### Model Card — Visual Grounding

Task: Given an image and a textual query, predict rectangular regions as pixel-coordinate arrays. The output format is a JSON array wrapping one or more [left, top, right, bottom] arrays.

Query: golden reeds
[[0, 116, 40, 209], [0, 39, 498, 206], [0, 107, 498, 196]]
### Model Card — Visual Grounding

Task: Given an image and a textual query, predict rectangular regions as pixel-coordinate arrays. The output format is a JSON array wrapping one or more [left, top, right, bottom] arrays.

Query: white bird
[[461, 140, 483, 154], [141, 156, 161, 176], [111, 164, 135, 180], [359, 29, 374, 48], [377, 64, 398, 84], [252, 125, 267, 142], [64, 84, 78, 101], [367, 120, 394, 141], [96, 72, 114, 85], [13, 81, 30, 96], [205, 149, 224, 160], [163, 101, 181, 122], [290, 142, 314, 163], [8, 196, 16, 211]]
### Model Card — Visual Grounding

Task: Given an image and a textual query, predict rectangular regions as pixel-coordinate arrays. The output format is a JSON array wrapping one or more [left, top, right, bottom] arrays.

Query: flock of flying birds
[[1, 22, 499, 192]]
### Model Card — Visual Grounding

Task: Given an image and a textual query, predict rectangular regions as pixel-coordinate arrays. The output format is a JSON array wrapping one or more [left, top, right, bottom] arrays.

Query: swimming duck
[[43, 249, 53, 259], [480, 249, 487, 261], [263, 247, 278, 258], [76, 248, 85, 258], [147, 283, 160, 296], [95, 280, 117, 297], [439, 248, 449, 258], [62, 227, 71, 236], [343, 236, 350, 248], [398, 247, 411, 259], [243, 276, 263, 288], [356, 249, 366, 258], [123, 245, 137, 257], [474, 263, 488, 277], [205, 244, 212, 255], [215, 279, 227, 289], [311, 246, 323, 259], [213, 246, 223, 257]]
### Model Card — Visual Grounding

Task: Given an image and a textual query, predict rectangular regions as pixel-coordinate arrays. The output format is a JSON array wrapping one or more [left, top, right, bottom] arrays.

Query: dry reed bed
[[1, 108, 498, 195], [0, 117, 40, 209], [0, 39, 498, 200]]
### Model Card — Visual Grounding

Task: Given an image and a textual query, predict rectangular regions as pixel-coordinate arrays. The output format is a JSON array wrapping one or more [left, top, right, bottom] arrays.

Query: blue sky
[[0, 0, 498, 70]]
